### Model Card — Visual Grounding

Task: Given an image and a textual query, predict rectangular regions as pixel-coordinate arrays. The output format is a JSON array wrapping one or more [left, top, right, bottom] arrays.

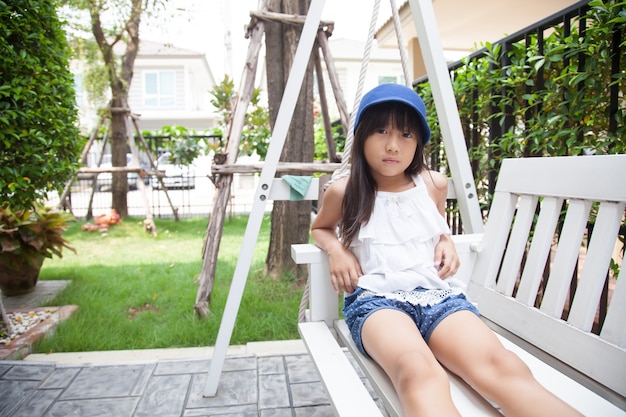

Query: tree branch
[[120, 0, 143, 86]]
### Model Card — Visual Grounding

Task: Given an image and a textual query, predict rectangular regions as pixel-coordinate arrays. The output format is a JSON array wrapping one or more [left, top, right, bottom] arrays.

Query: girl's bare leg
[[361, 309, 460, 417], [429, 311, 583, 417]]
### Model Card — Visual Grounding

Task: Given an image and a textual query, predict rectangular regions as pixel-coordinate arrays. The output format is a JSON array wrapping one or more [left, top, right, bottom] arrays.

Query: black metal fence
[[418, 0, 623, 211], [415, 0, 624, 333], [58, 134, 266, 220]]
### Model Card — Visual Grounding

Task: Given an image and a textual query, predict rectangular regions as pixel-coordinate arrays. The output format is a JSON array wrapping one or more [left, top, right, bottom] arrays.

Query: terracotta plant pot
[[0, 256, 44, 297], [0, 203, 75, 298]]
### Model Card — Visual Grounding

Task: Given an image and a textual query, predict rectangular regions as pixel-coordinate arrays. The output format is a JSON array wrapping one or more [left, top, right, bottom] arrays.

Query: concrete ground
[[1, 281, 382, 417]]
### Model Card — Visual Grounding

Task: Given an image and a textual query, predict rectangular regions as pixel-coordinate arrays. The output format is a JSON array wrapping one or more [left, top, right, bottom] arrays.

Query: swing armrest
[[449, 233, 483, 286], [292, 244, 339, 325]]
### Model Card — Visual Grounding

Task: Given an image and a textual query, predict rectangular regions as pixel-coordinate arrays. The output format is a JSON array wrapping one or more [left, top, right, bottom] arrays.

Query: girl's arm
[[424, 170, 460, 279], [311, 178, 363, 293]]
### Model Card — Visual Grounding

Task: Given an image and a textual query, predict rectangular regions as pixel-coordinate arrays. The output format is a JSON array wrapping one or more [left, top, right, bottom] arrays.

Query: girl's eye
[[403, 132, 413, 139], [377, 128, 387, 134]]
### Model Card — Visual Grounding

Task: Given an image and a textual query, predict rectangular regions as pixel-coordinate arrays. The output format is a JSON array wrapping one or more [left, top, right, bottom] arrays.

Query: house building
[[75, 40, 218, 134], [128, 40, 218, 132], [320, 34, 475, 120], [320, 37, 405, 120]]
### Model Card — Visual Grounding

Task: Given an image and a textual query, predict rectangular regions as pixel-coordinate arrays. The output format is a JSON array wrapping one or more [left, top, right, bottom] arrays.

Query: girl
[[311, 84, 582, 417]]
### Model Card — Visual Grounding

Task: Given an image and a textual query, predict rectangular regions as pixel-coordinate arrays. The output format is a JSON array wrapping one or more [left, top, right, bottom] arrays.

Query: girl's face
[[363, 124, 419, 184]]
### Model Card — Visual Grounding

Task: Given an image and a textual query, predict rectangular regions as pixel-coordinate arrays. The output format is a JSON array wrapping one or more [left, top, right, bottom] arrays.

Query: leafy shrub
[[419, 0, 625, 186], [0, 0, 82, 210]]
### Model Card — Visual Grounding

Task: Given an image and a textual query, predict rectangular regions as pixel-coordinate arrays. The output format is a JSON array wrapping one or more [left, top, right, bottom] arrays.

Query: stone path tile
[[0, 380, 42, 417], [290, 381, 330, 408], [259, 373, 290, 409], [258, 356, 284, 375], [38, 368, 79, 389], [134, 374, 191, 417], [59, 364, 147, 400], [3, 364, 53, 381], [285, 355, 319, 384], [46, 397, 140, 417], [9, 389, 62, 417]]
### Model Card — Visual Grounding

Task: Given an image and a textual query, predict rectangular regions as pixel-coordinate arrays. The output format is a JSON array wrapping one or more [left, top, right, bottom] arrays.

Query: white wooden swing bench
[[199, 2, 625, 412], [292, 154, 626, 416]]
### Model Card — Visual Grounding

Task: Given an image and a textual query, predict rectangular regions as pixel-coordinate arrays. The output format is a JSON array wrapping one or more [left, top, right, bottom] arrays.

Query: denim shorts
[[343, 287, 480, 358]]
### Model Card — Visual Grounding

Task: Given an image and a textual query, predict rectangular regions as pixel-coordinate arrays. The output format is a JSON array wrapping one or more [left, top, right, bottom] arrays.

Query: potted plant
[[0, 203, 76, 296], [1, 2, 83, 333]]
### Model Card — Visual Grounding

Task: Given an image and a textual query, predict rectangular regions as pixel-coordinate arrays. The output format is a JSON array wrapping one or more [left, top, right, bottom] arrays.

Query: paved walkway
[[1, 282, 383, 417], [1, 343, 357, 417]]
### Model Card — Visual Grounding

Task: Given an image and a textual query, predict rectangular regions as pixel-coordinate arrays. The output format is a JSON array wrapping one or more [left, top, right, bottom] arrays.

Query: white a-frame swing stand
[[203, 0, 483, 397]]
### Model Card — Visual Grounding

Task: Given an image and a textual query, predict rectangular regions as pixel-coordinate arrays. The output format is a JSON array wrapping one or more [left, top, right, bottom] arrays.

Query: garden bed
[[0, 305, 77, 360]]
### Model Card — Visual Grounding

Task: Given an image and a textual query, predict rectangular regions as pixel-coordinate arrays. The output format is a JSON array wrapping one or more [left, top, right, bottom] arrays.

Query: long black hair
[[339, 101, 427, 247]]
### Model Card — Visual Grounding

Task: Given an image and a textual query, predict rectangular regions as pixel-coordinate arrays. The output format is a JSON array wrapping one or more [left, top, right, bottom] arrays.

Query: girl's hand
[[311, 179, 361, 294], [434, 235, 460, 279], [327, 245, 362, 294]]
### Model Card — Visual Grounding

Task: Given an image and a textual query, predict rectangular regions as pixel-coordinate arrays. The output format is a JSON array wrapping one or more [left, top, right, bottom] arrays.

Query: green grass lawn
[[34, 215, 306, 353]]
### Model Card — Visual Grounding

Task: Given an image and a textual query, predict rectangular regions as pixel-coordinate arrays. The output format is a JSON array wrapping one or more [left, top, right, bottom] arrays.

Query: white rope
[[390, 0, 412, 86], [298, 277, 310, 323], [327, 0, 381, 186], [300, 0, 410, 323], [299, 0, 381, 323]]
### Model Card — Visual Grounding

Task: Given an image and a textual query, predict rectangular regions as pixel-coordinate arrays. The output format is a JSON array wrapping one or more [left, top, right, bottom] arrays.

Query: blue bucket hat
[[354, 83, 431, 145]]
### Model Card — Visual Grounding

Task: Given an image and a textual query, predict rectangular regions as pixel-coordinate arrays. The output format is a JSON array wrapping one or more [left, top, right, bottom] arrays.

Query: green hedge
[[417, 0, 625, 204], [0, 0, 82, 209]]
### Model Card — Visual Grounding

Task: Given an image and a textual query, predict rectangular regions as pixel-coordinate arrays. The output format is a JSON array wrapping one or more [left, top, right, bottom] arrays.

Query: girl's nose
[[386, 135, 400, 152]]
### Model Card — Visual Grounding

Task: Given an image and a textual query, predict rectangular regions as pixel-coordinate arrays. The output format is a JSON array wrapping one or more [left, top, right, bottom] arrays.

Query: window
[[143, 71, 176, 108], [378, 75, 405, 85]]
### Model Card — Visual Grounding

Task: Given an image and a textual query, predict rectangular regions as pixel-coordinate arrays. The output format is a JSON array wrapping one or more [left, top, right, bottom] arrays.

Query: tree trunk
[[110, 98, 129, 217], [264, 0, 314, 281], [90, 0, 143, 217]]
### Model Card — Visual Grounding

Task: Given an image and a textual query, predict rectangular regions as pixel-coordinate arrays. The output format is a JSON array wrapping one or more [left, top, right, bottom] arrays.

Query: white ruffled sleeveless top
[[350, 174, 466, 294]]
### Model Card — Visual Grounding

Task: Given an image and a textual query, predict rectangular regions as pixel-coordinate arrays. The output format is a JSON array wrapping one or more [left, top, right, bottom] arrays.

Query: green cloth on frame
[[282, 175, 313, 201]]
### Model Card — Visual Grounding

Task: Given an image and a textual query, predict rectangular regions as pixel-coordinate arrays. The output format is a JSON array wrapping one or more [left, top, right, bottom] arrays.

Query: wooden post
[[195, 5, 343, 318], [316, 29, 350, 138], [86, 126, 110, 220], [194, 12, 266, 318], [130, 115, 179, 221], [57, 116, 106, 211], [123, 108, 157, 236], [313, 44, 339, 162]]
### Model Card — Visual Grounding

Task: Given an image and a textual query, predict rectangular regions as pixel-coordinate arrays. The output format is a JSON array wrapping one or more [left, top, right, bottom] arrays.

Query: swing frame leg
[[202, 0, 327, 397]]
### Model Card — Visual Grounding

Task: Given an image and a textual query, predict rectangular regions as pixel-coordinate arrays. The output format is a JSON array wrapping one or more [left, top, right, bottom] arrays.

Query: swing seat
[[293, 155, 626, 417]]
